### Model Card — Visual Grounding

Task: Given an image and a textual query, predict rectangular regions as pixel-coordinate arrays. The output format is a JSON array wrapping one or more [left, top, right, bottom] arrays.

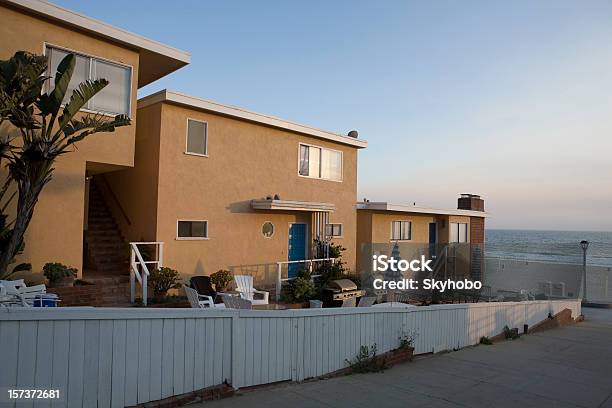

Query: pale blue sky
[[54, 0, 612, 231]]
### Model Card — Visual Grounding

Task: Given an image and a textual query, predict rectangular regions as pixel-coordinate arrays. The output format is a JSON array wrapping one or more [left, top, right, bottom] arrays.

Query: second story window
[[391, 221, 411, 241], [45, 45, 131, 116], [450, 223, 468, 243], [298, 143, 342, 181], [186, 119, 208, 156]]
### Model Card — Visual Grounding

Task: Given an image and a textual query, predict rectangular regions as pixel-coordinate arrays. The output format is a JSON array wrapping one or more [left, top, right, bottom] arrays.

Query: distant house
[[356, 195, 488, 278]]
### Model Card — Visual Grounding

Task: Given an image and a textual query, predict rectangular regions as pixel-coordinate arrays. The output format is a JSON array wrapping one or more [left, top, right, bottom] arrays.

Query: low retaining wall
[[0, 299, 580, 407]]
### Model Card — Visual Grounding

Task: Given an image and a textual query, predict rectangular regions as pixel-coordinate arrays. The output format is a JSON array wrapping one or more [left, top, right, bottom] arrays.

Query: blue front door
[[288, 223, 307, 278]]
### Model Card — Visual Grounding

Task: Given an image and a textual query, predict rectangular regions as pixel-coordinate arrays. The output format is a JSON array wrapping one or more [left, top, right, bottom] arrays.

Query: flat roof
[[356, 202, 489, 217], [2, 0, 191, 87], [138, 90, 368, 149]]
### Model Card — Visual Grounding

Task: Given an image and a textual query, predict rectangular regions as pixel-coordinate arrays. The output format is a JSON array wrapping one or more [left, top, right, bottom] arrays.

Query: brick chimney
[[458, 194, 484, 212]]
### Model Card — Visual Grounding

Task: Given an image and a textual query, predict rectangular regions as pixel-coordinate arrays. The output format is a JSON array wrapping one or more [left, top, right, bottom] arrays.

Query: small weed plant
[[345, 344, 387, 373]]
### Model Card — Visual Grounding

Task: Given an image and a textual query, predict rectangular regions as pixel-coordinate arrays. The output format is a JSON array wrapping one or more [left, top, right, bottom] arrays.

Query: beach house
[[102, 90, 366, 284], [356, 194, 488, 279]]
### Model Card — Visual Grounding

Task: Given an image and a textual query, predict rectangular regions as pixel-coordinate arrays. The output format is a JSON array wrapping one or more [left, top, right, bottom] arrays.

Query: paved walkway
[[200, 308, 612, 408]]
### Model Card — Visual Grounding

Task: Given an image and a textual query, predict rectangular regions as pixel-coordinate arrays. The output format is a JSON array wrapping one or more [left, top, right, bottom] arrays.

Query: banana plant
[[0, 51, 131, 277]]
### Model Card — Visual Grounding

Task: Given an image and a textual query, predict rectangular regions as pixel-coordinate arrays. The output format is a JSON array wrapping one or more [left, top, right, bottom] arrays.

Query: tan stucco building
[[356, 197, 487, 278], [105, 91, 366, 282]]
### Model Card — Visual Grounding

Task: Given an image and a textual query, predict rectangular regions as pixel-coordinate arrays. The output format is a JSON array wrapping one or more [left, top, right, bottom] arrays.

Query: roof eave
[[2, 0, 191, 87], [138, 90, 368, 149], [356, 202, 489, 218]]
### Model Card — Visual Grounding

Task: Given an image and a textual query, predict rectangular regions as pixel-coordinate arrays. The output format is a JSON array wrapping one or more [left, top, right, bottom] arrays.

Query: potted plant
[[210, 269, 233, 292], [149, 267, 182, 300], [43, 263, 77, 287]]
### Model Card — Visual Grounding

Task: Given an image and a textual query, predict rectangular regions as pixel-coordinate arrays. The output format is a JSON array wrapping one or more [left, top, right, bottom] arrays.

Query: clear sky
[[53, 0, 612, 231]]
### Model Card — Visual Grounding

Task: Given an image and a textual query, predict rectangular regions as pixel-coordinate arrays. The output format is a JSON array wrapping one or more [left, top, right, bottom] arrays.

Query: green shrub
[[210, 269, 233, 292], [149, 267, 181, 296], [398, 330, 418, 349], [282, 269, 316, 302], [345, 344, 387, 373], [479, 336, 493, 345], [42, 262, 77, 283], [503, 325, 520, 340]]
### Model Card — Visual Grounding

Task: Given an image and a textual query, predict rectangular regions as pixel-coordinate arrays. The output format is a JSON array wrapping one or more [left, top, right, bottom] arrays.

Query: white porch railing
[[129, 242, 164, 306], [275, 258, 336, 299]]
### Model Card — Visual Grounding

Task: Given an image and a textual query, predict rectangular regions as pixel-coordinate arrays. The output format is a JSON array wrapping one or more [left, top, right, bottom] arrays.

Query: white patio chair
[[184, 285, 224, 309], [0, 280, 58, 307], [234, 275, 269, 305], [222, 295, 252, 309]]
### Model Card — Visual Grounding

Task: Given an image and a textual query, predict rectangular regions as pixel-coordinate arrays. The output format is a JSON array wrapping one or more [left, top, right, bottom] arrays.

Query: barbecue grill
[[322, 279, 366, 307]]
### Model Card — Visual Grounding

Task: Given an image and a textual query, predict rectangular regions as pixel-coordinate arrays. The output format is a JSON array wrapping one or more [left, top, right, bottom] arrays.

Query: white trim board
[[357, 202, 489, 218], [138, 90, 368, 149]]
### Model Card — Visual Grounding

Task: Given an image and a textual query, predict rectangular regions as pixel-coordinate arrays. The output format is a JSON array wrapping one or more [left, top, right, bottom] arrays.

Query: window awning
[[250, 199, 335, 212]]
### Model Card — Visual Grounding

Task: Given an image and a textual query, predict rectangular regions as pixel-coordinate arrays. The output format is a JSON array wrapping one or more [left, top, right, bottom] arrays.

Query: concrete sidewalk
[[199, 308, 612, 407]]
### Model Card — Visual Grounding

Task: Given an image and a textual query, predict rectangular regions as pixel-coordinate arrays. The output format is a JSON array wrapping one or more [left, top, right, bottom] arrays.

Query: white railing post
[[130, 247, 135, 304], [129, 241, 163, 307], [276, 262, 282, 300], [142, 271, 148, 306], [158, 242, 164, 268]]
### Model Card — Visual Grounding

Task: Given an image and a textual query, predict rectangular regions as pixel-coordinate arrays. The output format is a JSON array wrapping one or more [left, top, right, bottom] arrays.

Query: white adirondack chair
[[184, 285, 224, 309], [234, 275, 269, 305]]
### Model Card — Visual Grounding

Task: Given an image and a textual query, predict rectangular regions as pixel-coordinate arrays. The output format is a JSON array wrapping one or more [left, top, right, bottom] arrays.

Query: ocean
[[485, 229, 612, 267]]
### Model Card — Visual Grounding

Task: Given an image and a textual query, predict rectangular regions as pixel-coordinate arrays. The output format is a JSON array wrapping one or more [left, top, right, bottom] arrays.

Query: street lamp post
[[580, 240, 589, 302]]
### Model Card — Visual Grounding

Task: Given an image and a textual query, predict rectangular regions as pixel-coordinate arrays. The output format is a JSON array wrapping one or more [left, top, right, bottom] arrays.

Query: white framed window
[[177, 220, 208, 240], [298, 143, 342, 182], [186, 119, 208, 156], [450, 223, 468, 243], [45, 45, 132, 116], [325, 223, 343, 238], [391, 221, 411, 241]]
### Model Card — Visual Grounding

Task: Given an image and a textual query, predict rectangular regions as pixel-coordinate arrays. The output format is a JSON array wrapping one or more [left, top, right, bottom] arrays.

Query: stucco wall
[[370, 212, 437, 243], [0, 4, 140, 275], [105, 104, 162, 244], [150, 102, 359, 277]]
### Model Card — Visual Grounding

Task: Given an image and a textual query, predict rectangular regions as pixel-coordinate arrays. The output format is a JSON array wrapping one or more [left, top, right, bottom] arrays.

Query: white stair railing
[[129, 242, 164, 306]]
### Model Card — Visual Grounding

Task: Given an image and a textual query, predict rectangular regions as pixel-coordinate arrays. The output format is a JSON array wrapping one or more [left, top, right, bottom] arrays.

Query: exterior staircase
[[69, 178, 133, 307], [85, 179, 130, 274]]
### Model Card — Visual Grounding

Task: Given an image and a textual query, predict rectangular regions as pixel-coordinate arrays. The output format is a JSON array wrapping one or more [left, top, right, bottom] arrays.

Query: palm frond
[[56, 78, 108, 134], [36, 53, 75, 118], [62, 114, 130, 147]]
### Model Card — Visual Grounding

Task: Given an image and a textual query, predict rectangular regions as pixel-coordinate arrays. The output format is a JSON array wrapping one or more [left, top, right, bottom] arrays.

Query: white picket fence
[[0, 300, 580, 407]]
